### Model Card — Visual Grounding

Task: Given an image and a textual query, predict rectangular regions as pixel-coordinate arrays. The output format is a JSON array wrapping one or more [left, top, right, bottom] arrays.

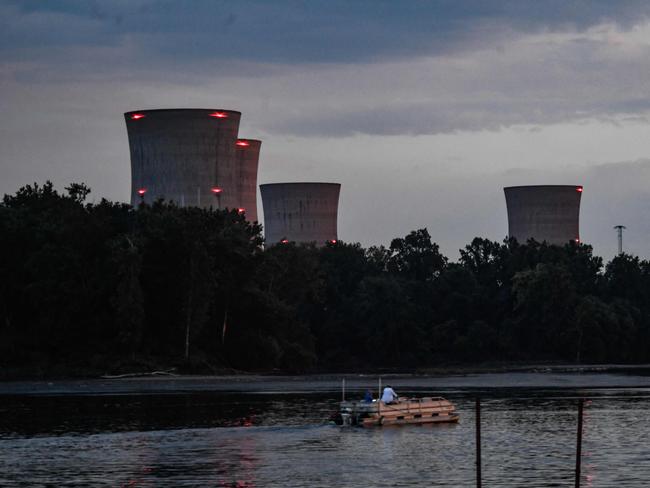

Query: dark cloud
[[4, 0, 649, 138], [261, 98, 650, 138], [264, 101, 571, 137], [3, 0, 650, 65]]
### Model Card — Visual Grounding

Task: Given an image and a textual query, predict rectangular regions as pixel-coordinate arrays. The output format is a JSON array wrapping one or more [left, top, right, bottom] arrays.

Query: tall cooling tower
[[125, 108, 248, 210], [235, 139, 262, 222], [504, 185, 583, 245], [260, 182, 341, 245]]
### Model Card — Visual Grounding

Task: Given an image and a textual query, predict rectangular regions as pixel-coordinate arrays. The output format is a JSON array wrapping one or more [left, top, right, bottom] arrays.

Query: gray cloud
[[3, 0, 650, 138], [3, 0, 650, 65], [235, 28, 650, 137], [267, 99, 650, 138]]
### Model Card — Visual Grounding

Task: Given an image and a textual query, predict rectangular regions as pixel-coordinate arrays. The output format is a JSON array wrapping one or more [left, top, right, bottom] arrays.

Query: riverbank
[[3, 359, 650, 381], [2, 364, 650, 396]]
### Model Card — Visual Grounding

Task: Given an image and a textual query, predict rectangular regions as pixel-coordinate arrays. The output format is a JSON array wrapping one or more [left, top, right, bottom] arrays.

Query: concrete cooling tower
[[260, 182, 341, 245], [504, 185, 583, 245], [125, 108, 258, 216], [235, 139, 262, 222]]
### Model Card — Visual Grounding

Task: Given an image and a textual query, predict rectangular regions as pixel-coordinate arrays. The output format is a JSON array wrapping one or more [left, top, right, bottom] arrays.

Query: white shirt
[[381, 387, 397, 403]]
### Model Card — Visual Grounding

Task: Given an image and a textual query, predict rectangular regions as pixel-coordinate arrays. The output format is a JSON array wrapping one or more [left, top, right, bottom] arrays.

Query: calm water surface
[[2, 374, 650, 487]]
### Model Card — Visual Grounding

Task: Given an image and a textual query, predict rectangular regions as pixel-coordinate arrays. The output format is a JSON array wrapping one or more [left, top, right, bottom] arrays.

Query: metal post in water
[[378, 378, 382, 418], [575, 398, 584, 488], [476, 398, 482, 488]]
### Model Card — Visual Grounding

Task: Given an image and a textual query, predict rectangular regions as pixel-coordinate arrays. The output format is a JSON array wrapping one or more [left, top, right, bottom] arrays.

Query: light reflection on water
[[1, 390, 650, 486]]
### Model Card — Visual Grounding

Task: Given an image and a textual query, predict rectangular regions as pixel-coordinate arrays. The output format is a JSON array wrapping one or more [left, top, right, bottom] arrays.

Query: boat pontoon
[[336, 396, 459, 427]]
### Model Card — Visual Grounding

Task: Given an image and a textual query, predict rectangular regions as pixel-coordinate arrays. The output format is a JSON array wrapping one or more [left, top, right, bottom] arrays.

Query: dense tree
[[388, 229, 447, 281], [511, 263, 577, 357], [1, 182, 650, 377]]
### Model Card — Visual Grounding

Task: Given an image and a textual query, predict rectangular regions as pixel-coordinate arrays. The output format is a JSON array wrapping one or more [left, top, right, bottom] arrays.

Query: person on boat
[[363, 389, 373, 402], [381, 385, 399, 404]]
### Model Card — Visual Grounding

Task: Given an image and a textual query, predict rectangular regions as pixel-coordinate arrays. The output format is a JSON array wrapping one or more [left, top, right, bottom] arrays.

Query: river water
[[2, 371, 650, 487]]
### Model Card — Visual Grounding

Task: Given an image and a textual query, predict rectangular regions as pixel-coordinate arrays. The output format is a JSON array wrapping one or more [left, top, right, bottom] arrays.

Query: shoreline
[[3, 361, 650, 380], [1, 363, 650, 396]]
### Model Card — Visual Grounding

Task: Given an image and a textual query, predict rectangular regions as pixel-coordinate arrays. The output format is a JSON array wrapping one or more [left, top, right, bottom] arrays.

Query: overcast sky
[[2, 0, 650, 260]]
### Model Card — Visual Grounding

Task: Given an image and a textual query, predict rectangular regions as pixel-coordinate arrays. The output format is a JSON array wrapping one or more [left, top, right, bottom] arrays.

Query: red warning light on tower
[[280, 239, 289, 244], [236, 140, 250, 147], [137, 188, 147, 196], [209, 112, 228, 119], [131, 114, 146, 120], [237, 208, 246, 214], [211, 187, 223, 194], [576, 186, 583, 192]]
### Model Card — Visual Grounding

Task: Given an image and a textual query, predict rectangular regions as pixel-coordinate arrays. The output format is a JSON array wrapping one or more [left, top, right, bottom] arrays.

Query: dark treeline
[[1, 182, 650, 377]]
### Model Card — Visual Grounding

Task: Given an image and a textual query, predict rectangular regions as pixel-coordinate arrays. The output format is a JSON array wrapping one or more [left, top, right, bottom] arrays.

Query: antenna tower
[[614, 225, 626, 255]]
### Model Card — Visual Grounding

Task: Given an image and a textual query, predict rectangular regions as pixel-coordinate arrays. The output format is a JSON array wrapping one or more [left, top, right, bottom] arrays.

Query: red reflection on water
[[120, 465, 154, 487], [226, 416, 255, 427], [584, 469, 596, 488], [217, 432, 257, 488]]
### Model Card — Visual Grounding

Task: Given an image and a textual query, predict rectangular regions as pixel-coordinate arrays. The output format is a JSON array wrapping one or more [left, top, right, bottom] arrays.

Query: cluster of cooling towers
[[124, 108, 340, 245], [125, 108, 583, 246]]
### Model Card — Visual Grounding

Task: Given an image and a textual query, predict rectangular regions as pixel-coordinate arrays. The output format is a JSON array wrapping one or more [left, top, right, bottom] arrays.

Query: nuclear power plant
[[123, 109, 594, 249], [125, 108, 260, 216], [504, 185, 583, 245], [260, 182, 341, 245], [124, 108, 342, 243]]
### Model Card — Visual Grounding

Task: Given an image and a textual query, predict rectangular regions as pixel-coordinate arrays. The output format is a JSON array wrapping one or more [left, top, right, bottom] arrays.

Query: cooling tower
[[260, 182, 341, 245], [235, 139, 262, 222], [504, 185, 583, 245], [125, 108, 245, 210]]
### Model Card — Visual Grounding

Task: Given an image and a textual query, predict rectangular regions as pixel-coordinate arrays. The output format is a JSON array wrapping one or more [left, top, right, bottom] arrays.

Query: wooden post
[[575, 398, 584, 488], [476, 398, 482, 488]]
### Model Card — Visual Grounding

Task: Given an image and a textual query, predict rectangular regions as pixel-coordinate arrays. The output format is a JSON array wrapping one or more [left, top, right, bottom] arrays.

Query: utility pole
[[614, 225, 626, 255]]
